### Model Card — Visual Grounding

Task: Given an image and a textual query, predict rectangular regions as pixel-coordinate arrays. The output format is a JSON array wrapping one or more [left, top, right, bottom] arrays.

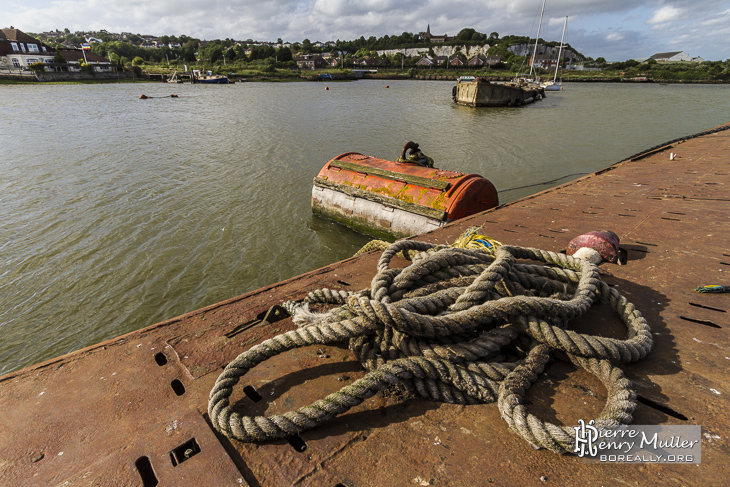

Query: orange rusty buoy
[[385, 85, 389, 88], [325, 86, 329, 90], [139, 94, 148, 99], [311, 143, 499, 239]]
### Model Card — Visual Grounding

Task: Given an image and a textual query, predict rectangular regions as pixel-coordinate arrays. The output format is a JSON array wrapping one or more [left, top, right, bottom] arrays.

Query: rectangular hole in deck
[[135, 456, 159, 487], [636, 396, 688, 421], [678, 316, 722, 329], [661, 217, 681, 221], [243, 385, 263, 402], [689, 302, 726, 313], [619, 214, 637, 217], [538, 234, 555, 239], [721, 262, 730, 267], [170, 438, 201, 466], [504, 229, 518, 233], [287, 434, 307, 452], [337, 280, 351, 286]]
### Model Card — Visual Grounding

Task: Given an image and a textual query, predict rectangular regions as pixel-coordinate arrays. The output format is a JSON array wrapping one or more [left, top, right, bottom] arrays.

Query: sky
[[6, 0, 730, 61]]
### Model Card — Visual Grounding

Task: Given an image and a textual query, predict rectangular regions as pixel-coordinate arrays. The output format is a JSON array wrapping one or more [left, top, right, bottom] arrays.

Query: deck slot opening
[[678, 316, 722, 329], [503, 229, 518, 233], [225, 305, 290, 339], [721, 262, 730, 267], [287, 434, 308, 452], [243, 385, 263, 402], [154, 352, 168, 366], [171, 379, 186, 396], [169, 438, 201, 467], [636, 396, 688, 420], [337, 280, 351, 286], [135, 456, 159, 487], [661, 217, 681, 221], [635, 241, 658, 247], [538, 234, 555, 239], [689, 302, 726, 313]]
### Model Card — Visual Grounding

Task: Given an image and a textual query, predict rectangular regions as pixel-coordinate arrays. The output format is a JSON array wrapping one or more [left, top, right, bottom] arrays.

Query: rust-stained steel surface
[[2, 125, 729, 486]]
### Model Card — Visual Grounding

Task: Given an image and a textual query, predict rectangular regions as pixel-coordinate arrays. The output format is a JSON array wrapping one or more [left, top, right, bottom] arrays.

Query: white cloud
[[6, 0, 730, 60], [648, 5, 684, 24]]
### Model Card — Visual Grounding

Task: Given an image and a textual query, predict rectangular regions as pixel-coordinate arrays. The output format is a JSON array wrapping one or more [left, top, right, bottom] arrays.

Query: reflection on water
[[1, 80, 729, 375]]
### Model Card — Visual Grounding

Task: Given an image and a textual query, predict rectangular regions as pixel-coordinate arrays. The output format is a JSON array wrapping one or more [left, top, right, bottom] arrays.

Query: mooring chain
[[208, 240, 652, 452]]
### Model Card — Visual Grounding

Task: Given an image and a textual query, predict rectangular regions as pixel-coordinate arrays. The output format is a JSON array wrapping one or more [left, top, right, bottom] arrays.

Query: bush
[[28, 62, 47, 74]]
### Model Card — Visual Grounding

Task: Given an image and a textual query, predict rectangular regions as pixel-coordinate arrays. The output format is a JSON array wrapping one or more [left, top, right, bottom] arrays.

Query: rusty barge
[[1, 124, 730, 486], [453, 76, 545, 107]]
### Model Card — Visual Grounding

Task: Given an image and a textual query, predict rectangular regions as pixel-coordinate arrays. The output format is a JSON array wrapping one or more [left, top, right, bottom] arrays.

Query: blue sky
[[5, 0, 730, 61]]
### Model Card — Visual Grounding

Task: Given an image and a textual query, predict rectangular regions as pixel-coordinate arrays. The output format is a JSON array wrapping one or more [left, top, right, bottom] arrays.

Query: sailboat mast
[[529, 0, 546, 77], [553, 15, 567, 82]]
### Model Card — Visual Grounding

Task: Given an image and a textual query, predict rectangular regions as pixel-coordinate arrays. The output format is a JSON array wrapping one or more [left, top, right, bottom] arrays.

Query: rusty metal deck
[[2, 125, 729, 486]]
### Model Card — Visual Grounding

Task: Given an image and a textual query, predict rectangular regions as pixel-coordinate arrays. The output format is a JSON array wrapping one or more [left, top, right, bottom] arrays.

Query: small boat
[[192, 69, 230, 84], [453, 77, 544, 107], [167, 70, 183, 83], [542, 15, 568, 92], [312, 142, 499, 239]]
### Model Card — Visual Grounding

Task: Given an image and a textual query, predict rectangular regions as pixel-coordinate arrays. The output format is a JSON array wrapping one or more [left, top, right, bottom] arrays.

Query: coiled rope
[[208, 237, 652, 454]]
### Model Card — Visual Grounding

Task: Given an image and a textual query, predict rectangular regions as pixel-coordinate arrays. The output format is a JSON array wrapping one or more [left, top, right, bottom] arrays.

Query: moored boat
[[192, 69, 230, 84], [311, 142, 499, 239], [540, 15, 568, 92], [452, 77, 545, 107], [167, 70, 183, 83]]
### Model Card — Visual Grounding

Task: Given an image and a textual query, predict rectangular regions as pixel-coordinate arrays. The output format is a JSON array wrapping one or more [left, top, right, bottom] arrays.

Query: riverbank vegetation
[[31, 28, 730, 83]]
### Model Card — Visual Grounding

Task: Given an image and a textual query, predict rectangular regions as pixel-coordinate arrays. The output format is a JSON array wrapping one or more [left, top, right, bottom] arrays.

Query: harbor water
[[2, 80, 729, 376]]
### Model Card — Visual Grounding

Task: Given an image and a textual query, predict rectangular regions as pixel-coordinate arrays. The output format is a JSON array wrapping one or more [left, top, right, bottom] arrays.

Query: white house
[[0, 28, 55, 70], [650, 51, 693, 62]]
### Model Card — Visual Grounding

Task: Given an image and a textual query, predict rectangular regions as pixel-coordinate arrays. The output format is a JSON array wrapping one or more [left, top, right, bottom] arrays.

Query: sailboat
[[527, 0, 546, 83], [542, 15, 567, 91]]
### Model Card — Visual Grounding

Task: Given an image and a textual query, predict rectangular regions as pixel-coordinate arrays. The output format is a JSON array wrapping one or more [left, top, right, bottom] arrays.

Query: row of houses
[[294, 52, 507, 70], [1, 28, 117, 73]]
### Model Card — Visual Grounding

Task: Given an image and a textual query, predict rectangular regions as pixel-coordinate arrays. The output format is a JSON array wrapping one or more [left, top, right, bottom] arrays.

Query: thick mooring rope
[[208, 239, 652, 454]]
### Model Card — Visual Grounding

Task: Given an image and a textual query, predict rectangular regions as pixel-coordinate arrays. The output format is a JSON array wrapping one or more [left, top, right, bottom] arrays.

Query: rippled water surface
[[2, 80, 729, 375]]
